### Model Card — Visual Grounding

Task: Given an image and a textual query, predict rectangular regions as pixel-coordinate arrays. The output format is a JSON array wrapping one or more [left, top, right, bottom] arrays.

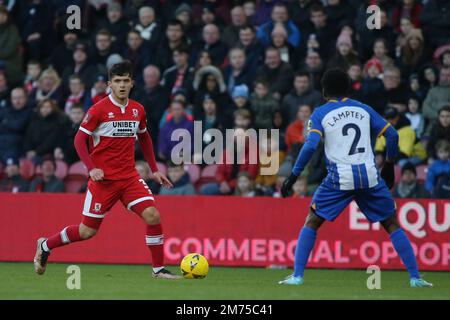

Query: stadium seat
[[184, 164, 201, 184], [416, 165, 428, 182], [64, 176, 87, 193], [19, 159, 35, 180], [68, 161, 89, 177], [156, 162, 167, 175]]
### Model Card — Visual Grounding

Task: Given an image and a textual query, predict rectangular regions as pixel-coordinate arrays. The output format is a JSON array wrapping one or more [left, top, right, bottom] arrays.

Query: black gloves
[[281, 174, 298, 198], [381, 161, 395, 189]]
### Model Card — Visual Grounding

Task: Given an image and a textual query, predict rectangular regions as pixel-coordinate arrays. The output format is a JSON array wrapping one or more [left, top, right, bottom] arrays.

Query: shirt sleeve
[[79, 107, 101, 135], [307, 110, 324, 137], [137, 107, 147, 134]]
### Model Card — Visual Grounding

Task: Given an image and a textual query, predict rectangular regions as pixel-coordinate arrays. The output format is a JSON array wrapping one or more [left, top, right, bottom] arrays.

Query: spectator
[[195, 50, 213, 70], [282, 70, 322, 123], [174, 3, 197, 43], [285, 104, 312, 151], [360, 58, 384, 110], [192, 65, 230, 119], [90, 29, 116, 66], [270, 23, 301, 70], [425, 140, 450, 195], [397, 28, 429, 80], [29, 68, 64, 110], [347, 63, 363, 99], [61, 43, 105, 92], [405, 95, 425, 139], [303, 49, 324, 90], [0, 72, 9, 109], [122, 30, 152, 86], [159, 161, 196, 196], [325, 0, 355, 31], [422, 67, 450, 129], [420, 0, 450, 48], [96, 2, 130, 52], [19, 0, 53, 60], [234, 171, 257, 197], [191, 23, 229, 68], [289, 0, 317, 33], [154, 19, 188, 72], [224, 47, 255, 95], [132, 65, 169, 145], [426, 106, 450, 161], [49, 30, 78, 75], [418, 63, 439, 99], [200, 127, 259, 195], [250, 78, 279, 130], [29, 155, 65, 193], [306, 4, 339, 60], [375, 106, 421, 166], [255, 47, 295, 100], [231, 84, 253, 117], [222, 6, 247, 48], [64, 75, 88, 115], [157, 100, 193, 161], [257, 3, 301, 48], [86, 73, 108, 107], [0, 5, 23, 86], [0, 87, 31, 160], [392, 0, 423, 32], [238, 25, 264, 70], [23, 60, 42, 94], [0, 156, 29, 193], [374, 66, 410, 115], [23, 99, 65, 163], [160, 44, 194, 101], [395, 17, 414, 58], [327, 30, 359, 71], [243, 1, 257, 26], [372, 38, 395, 71], [58, 103, 84, 164], [393, 162, 429, 199], [133, 6, 161, 49]]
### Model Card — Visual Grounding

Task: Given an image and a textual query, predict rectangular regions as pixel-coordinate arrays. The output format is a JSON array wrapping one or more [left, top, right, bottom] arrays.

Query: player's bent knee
[[304, 209, 325, 230], [141, 207, 160, 225], [79, 224, 98, 240]]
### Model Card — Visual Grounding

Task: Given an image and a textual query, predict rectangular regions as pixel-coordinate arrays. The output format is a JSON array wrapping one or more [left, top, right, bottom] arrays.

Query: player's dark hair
[[321, 68, 351, 98], [109, 60, 133, 80]]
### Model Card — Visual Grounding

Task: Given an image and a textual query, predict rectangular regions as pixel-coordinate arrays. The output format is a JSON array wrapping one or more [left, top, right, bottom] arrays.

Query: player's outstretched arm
[[380, 125, 399, 189], [137, 131, 173, 189], [74, 130, 104, 181], [281, 131, 321, 197]]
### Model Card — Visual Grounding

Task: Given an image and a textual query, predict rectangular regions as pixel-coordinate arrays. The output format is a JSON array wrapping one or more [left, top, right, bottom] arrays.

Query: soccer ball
[[180, 253, 209, 279]]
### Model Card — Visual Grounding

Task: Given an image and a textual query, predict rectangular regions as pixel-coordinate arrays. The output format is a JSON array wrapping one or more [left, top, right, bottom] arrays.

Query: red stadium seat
[[416, 165, 428, 182], [156, 162, 167, 175], [19, 159, 35, 180], [64, 176, 87, 193], [201, 164, 219, 178], [68, 161, 89, 177], [184, 164, 201, 184]]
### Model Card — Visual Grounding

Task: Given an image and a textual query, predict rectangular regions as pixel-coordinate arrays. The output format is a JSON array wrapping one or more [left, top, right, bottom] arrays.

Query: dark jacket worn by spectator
[[255, 61, 295, 97], [29, 176, 65, 193], [0, 105, 31, 159], [282, 87, 322, 122], [0, 17, 23, 85]]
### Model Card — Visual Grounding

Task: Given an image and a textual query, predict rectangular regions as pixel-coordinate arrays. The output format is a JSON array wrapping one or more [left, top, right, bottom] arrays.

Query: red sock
[[45, 225, 82, 251], [146, 224, 164, 268]]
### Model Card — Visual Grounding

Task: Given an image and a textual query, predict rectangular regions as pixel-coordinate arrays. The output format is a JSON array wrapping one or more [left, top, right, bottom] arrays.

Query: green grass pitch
[[0, 262, 448, 300]]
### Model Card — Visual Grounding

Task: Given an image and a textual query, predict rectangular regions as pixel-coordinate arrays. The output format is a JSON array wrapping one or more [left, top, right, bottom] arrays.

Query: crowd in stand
[[0, 0, 449, 198]]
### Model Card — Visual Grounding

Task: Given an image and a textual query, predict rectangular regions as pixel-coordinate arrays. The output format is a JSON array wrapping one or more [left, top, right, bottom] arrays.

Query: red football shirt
[[79, 95, 147, 180]]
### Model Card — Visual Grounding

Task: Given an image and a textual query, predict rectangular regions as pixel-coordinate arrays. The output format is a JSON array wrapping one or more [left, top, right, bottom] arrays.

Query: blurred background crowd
[[0, 0, 449, 198]]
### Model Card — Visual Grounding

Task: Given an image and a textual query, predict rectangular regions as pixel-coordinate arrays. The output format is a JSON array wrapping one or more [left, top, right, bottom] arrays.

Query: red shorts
[[82, 174, 155, 229]]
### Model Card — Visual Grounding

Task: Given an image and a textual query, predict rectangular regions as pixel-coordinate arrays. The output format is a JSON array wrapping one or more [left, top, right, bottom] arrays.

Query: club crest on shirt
[[94, 203, 102, 212], [132, 109, 139, 118], [108, 112, 115, 119]]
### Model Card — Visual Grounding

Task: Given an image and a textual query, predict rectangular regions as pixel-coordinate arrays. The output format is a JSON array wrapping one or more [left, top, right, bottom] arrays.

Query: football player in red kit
[[34, 61, 181, 279]]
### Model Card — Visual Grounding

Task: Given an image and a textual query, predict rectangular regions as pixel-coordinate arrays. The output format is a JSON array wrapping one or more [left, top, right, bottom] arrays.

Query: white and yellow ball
[[180, 253, 209, 279]]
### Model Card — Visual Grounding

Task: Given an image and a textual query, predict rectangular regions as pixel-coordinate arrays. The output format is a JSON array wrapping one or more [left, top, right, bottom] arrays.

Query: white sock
[[153, 266, 164, 273], [41, 240, 50, 253]]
